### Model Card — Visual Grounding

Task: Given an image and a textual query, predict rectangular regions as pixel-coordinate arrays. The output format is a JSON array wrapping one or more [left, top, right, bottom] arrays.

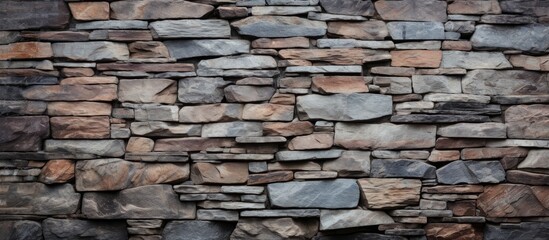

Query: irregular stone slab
[[358, 178, 421, 209], [371, 159, 436, 179], [111, 0, 214, 20], [154, 137, 236, 152], [0, 116, 49, 152], [0, 42, 53, 60], [132, 104, 178, 122], [248, 171, 294, 185], [316, 39, 394, 49], [392, 114, 489, 124], [268, 179, 359, 208], [327, 21, 388, 40], [425, 223, 482, 240], [391, 50, 442, 68], [165, 39, 249, 59], [279, 48, 389, 65], [39, 159, 75, 184], [471, 24, 549, 53], [484, 222, 549, 240], [448, 0, 501, 14], [0, 183, 80, 214], [68, 2, 109, 21], [461, 147, 528, 160], [319, 0, 374, 16], [311, 76, 368, 94], [505, 105, 549, 139], [76, 158, 189, 191], [477, 184, 549, 217], [242, 103, 294, 121], [0, 0, 70, 30], [519, 149, 549, 173], [197, 209, 239, 221], [436, 160, 505, 184], [424, 93, 490, 103], [162, 220, 235, 240], [51, 116, 110, 139], [412, 75, 461, 93], [0, 220, 42, 240], [52, 42, 129, 61], [0, 100, 46, 115], [45, 140, 126, 157], [307, 12, 367, 21], [75, 20, 148, 30], [231, 218, 318, 240], [507, 170, 549, 185], [286, 65, 362, 73], [296, 94, 392, 121], [150, 20, 230, 38], [119, 79, 177, 104], [198, 55, 277, 69], [202, 121, 262, 137], [224, 85, 275, 102], [232, 16, 327, 37], [197, 68, 279, 77], [252, 37, 309, 49], [320, 209, 394, 230], [191, 162, 248, 184], [509, 55, 549, 71], [241, 209, 320, 218], [438, 123, 507, 139], [42, 218, 128, 240], [387, 22, 445, 40], [288, 133, 334, 150], [263, 121, 314, 137], [276, 150, 342, 161], [130, 122, 201, 137], [335, 123, 436, 149], [97, 63, 194, 72], [252, 6, 320, 15], [375, 0, 447, 22], [178, 77, 229, 104], [480, 14, 537, 24], [323, 151, 370, 177], [442, 51, 512, 69], [179, 104, 242, 123]]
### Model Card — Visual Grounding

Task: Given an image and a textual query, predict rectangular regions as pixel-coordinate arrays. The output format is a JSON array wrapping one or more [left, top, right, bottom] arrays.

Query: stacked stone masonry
[[1, 0, 549, 239]]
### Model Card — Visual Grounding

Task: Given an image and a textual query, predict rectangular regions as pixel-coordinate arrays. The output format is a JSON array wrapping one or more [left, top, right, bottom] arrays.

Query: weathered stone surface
[[97, 63, 194, 72], [76, 158, 189, 191], [327, 21, 388, 40], [279, 48, 388, 65], [500, 0, 549, 16], [178, 77, 229, 103], [179, 104, 243, 123], [263, 121, 314, 137], [232, 16, 327, 37], [218, 6, 248, 19], [391, 50, 442, 68], [484, 222, 549, 240], [248, 171, 294, 185], [507, 170, 549, 185], [477, 184, 549, 217], [202, 121, 262, 137], [0, 183, 80, 214], [68, 2, 110, 21], [505, 105, 549, 139], [312, 76, 368, 93], [412, 75, 461, 93], [150, 20, 230, 38], [0, 220, 42, 240], [463, 70, 548, 96], [165, 40, 249, 59], [129, 41, 169, 58], [442, 51, 512, 69], [471, 24, 549, 53], [480, 14, 536, 24], [45, 140, 126, 157], [162, 221, 235, 240], [320, 209, 394, 230], [225, 85, 275, 102], [438, 123, 507, 139], [391, 114, 489, 124], [288, 133, 334, 150], [358, 178, 421, 209], [197, 209, 239, 221], [315, 233, 406, 240], [268, 179, 359, 208], [130, 104, 178, 122], [323, 151, 370, 177], [130, 122, 201, 137], [286, 65, 362, 73], [52, 42, 129, 61], [276, 150, 342, 161], [0, 100, 46, 115], [242, 104, 294, 121], [519, 149, 549, 173], [39, 159, 74, 184], [154, 137, 236, 152], [111, 0, 214, 20], [199, 55, 276, 70], [75, 20, 148, 30], [425, 223, 482, 240], [461, 147, 528, 160], [230, 218, 318, 240], [375, 0, 447, 22], [371, 159, 436, 179], [319, 0, 374, 16], [241, 209, 319, 218], [297, 94, 392, 121], [252, 37, 309, 49], [0, 0, 70, 30], [126, 137, 154, 153], [509, 55, 549, 71], [51, 116, 110, 139], [42, 218, 128, 240], [316, 39, 394, 49], [436, 161, 506, 184], [0, 116, 49, 151], [335, 123, 436, 149], [83, 184, 195, 219], [387, 22, 445, 40], [119, 79, 177, 104], [0, 42, 53, 60], [191, 162, 248, 184], [252, 6, 320, 15], [448, 0, 501, 14], [424, 93, 490, 103]]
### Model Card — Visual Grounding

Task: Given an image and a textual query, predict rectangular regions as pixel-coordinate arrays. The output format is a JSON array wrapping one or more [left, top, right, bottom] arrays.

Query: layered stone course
[[1, 0, 549, 239]]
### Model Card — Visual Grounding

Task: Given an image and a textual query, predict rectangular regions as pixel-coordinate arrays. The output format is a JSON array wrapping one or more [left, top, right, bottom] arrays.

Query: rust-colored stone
[[327, 21, 388, 40], [96, 63, 194, 72], [191, 162, 248, 184], [448, 0, 501, 14], [279, 48, 387, 65], [126, 137, 154, 153], [263, 121, 314, 137], [288, 133, 334, 150], [0, 42, 52, 60], [23, 85, 118, 101], [461, 147, 528, 160], [68, 2, 109, 20], [50, 116, 110, 139], [358, 178, 421, 209], [248, 171, 294, 185], [427, 150, 460, 162], [435, 138, 486, 149], [425, 223, 483, 240], [312, 76, 368, 94], [391, 50, 442, 68], [252, 37, 309, 49], [448, 200, 477, 216], [39, 160, 75, 184], [59, 77, 118, 85], [47, 102, 112, 116], [477, 184, 549, 217]]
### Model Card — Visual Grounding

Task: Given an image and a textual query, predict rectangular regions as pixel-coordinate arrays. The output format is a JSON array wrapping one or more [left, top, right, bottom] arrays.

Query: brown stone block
[[0, 42, 52, 60], [51, 116, 110, 139], [248, 171, 293, 185], [68, 2, 109, 20], [191, 162, 248, 184], [391, 50, 442, 68]]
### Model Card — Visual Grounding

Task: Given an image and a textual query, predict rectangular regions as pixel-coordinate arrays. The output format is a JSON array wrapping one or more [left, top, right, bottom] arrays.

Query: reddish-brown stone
[[312, 76, 368, 94], [22, 85, 118, 101], [442, 41, 473, 51], [288, 133, 334, 150], [422, 185, 484, 194], [129, 41, 170, 59], [477, 184, 549, 217], [435, 138, 486, 149], [279, 49, 386, 65], [61, 68, 94, 77], [154, 137, 236, 152], [248, 171, 294, 185], [96, 63, 194, 72], [425, 223, 483, 240], [218, 6, 248, 19], [50, 116, 110, 139], [126, 137, 155, 153], [391, 50, 442, 68], [47, 102, 112, 116], [507, 170, 549, 186], [39, 160, 75, 184], [448, 0, 501, 14], [191, 162, 248, 184], [105, 30, 153, 41], [252, 37, 309, 49], [448, 200, 477, 216], [59, 77, 118, 85], [428, 150, 460, 162], [263, 121, 314, 137], [21, 31, 90, 42], [0, 42, 53, 60], [328, 21, 388, 40], [68, 2, 109, 20], [461, 147, 528, 160]]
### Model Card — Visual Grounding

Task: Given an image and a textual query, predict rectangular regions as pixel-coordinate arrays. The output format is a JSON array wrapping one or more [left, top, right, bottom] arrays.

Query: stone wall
[[0, 0, 548, 239]]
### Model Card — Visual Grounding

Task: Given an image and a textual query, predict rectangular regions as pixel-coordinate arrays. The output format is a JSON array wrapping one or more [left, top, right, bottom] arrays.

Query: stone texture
[[412, 75, 461, 93], [391, 50, 442, 68], [230, 218, 318, 240], [162, 220, 235, 240], [471, 24, 549, 53], [358, 178, 421, 209], [519, 150, 549, 173], [50, 116, 110, 139], [263, 121, 314, 137], [268, 179, 359, 208], [150, 20, 230, 38], [311, 76, 368, 93], [371, 159, 436, 179], [52, 42, 129, 61], [279, 48, 389, 65], [202, 121, 262, 137], [0, 220, 42, 240], [199, 55, 277, 70], [232, 16, 327, 37], [477, 184, 549, 217], [130, 122, 201, 137], [319, 0, 374, 16], [68, 2, 110, 21], [484, 222, 549, 240], [111, 0, 214, 20], [276, 150, 342, 161], [438, 123, 507, 139], [119, 79, 177, 104], [376, 0, 447, 21], [462, 70, 548, 95], [425, 223, 482, 240], [252, 37, 309, 49], [242, 104, 294, 121], [323, 151, 370, 177], [191, 162, 248, 184], [178, 77, 229, 104], [82, 184, 196, 219], [39, 159, 75, 184], [288, 133, 334, 150], [442, 51, 512, 69], [248, 171, 294, 185], [0, 183, 80, 215], [335, 123, 436, 149], [45, 140, 126, 157], [76, 158, 189, 191], [225, 85, 275, 102], [296, 94, 392, 121], [436, 160, 506, 184], [0, 42, 53, 60], [0, 116, 49, 151], [154, 137, 236, 152], [179, 104, 243, 123], [327, 21, 388, 40], [320, 209, 394, 230], [0, 0, 70, 30], [505, 105, 549, 139], [42, 218, 128, 240], [387, 22, 445, 40], [165, 39, 249, 59], [509, 55, 549, 71]]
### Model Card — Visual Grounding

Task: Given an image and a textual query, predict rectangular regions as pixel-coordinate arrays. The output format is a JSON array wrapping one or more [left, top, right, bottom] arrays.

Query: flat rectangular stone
[[97, 63, 194, 72], [154, 137, 236, 152], [0, 42, 53, 60], [0, 183, 79, 215], [0, 0, 70, 30], [285, 65, 362, 73], [335, 123, 436, 149], [387, 22, 445, 40], [423, 93, 490, 103], [438, 123, 507, 139], [130, 121, 201, 137], [275, 150, 343, 161], [125, 152, 189, 162], [202, 122, 262, 137], [197, 209, 239, 221], [268, 179, 359, 208], [75, 20, 148, 30], [191, 153, 273, 161], [359, 178, 421, 209], [44, 140, 125, 157], [150, 20, 230, 38], [241, 209, 321, 218]]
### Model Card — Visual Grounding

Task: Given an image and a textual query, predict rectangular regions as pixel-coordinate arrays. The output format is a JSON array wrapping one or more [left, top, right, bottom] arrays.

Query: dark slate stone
[[314, 233, 406, 240], [42, 218, 128, 240], [0, 76, 58, 85], [391, 114, 490, 123], [484, 222, 549, 240], [0, 101, 47, 116], [0, 116, 49, 152], [480, 14, 537, 25], [0, 86, 24, 100], [0, 0, 70, 30], [436, 160, 506, 185], [0, 183, 80, 215], [371, 159, 436, 179], [0, 152, 96, 160], [471, 24, 549, 53], [162, 220, 236, 240], [319, 0, 375, 17], [0, 220, 42, 240], [165, 39, 249, 59], [267, 179, 359, 208], [387, 22, 445, 40], [434, 102, 501, 114], [499, 0, 549, 17]]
